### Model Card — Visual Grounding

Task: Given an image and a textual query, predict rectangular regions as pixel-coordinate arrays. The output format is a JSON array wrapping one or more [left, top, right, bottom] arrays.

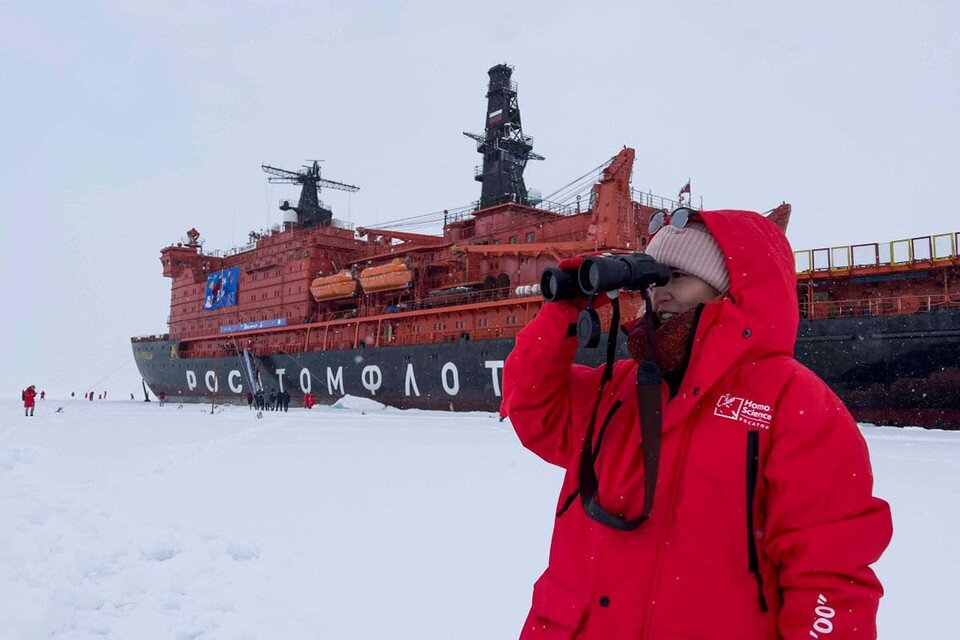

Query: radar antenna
[[261, 160, 359, 227]]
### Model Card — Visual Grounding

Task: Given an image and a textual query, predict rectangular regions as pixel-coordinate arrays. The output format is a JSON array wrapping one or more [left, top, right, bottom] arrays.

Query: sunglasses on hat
[[647, 206, 699, 235]]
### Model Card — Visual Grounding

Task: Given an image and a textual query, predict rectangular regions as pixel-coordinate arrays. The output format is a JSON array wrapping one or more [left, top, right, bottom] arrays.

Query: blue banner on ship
[[220, 317, 287, 334], [203, 267, 240, 311]]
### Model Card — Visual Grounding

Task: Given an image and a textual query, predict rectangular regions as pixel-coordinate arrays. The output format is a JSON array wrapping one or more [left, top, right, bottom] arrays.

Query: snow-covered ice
[[1, 397, 956, 639]]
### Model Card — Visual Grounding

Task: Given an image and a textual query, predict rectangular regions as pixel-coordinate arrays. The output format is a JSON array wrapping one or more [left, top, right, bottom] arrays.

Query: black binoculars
[[541, 253, 671, 302], [540, 253, 671, 348]]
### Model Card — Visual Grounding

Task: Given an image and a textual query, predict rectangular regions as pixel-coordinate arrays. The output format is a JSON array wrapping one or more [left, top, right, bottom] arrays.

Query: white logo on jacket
[[714, 394, 773, 429]]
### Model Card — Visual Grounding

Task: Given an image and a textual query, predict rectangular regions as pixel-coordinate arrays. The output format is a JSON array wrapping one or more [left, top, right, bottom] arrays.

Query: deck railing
[[799, 293, 960, 320], [795, 232, 960, 274]]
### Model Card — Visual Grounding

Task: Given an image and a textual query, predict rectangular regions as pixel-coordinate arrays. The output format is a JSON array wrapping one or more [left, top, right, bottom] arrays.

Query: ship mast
[[261, 160, 359, 228], [463, 63, 544, 210]]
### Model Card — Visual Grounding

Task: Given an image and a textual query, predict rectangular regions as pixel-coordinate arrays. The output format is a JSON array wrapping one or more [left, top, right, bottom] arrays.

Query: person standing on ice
[[158, 391, 167, 407], [22, 385, 37, 417], [39, 390, 45, 400], [246, 391, 254, 409], [501, 209, 892, 639]]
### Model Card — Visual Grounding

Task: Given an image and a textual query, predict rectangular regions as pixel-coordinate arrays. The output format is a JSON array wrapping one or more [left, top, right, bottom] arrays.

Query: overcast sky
[[1, 0, 957, 399]]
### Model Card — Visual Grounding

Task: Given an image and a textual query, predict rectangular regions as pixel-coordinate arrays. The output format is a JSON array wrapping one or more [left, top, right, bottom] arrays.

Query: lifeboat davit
[[310, 270, 358, 301], [359, 258, 414, 293]]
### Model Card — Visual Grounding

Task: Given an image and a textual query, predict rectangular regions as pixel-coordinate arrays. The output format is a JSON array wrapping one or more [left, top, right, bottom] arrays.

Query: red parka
[[23, 387, 37, 408], [501, 210, 892, 639]]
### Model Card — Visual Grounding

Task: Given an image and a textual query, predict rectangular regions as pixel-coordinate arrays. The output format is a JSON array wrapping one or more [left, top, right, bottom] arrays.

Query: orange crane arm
[[356, 227, 442, 244], [453, 241, 599, 257]]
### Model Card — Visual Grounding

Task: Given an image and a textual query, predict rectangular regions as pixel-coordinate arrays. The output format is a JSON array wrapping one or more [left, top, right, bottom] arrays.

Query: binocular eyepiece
[[541, 253, 671, 302]]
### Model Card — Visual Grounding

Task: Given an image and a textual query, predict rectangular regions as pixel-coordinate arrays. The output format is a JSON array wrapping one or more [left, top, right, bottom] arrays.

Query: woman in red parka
[[501, 209, 892, 639], [23, 385, 37, 417]]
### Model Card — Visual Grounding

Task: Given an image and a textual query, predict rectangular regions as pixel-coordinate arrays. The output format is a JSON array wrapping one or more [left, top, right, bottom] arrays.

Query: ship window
[[526, 232, 535, 242], [494, 239, 502, 245], [509, 236, 518, 244]]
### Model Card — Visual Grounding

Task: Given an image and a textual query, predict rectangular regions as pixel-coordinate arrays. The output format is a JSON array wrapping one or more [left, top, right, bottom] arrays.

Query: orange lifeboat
[[310, 270, 358, 301], [359, 258, 414, 293]]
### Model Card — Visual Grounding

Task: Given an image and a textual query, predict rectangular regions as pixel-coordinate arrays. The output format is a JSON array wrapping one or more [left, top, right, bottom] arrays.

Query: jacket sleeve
[[764, 367, 893, 639], [500, 301, 605, 468]]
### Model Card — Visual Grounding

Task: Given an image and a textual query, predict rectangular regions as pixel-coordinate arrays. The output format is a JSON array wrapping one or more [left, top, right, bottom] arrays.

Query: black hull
[[133, 308, 960, 429]]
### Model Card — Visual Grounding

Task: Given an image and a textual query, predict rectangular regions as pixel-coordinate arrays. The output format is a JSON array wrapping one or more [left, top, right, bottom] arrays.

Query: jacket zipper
[[746, 430, 768, 612]]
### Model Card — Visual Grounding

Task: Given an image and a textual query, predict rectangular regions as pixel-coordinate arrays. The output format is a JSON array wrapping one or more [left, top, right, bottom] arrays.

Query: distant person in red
[[158, 391, 167, 407], [246, 391, 254, 409], [39, 390, 46, 400], [22, 385, 37, 417], [304, 391, 315, 409]]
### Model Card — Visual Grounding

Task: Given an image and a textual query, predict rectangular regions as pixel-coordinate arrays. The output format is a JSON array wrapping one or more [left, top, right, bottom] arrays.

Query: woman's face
[[650, 269, 722, 321]]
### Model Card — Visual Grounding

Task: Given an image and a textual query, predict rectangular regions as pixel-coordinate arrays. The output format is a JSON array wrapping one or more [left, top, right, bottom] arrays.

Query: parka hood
[[697, 209, 798, 357]]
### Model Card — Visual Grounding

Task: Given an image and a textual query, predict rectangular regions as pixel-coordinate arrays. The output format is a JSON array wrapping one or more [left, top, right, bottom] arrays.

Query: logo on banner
[[714, 393, 772, 429]]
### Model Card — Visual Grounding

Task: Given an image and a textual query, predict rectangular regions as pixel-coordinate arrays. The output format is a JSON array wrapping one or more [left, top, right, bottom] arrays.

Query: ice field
[[1, 397, 957, 639]]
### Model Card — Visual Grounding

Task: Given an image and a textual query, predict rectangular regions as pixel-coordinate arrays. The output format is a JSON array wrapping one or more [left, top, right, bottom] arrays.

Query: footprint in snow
[[143, 543, 181, 562], [225, 542, 260, 561]]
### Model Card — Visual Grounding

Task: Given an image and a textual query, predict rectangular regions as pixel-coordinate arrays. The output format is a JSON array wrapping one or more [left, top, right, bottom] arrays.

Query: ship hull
[[133, 309, 960, 429]]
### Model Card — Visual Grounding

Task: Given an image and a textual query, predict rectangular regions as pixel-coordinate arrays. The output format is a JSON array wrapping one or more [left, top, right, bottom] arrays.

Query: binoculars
[[540, 253, 671, 348], [541, 253, 671, 302]]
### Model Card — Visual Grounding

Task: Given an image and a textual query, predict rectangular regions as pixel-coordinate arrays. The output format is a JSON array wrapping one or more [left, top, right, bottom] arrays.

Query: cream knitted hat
[[645, 222, 730, 293]]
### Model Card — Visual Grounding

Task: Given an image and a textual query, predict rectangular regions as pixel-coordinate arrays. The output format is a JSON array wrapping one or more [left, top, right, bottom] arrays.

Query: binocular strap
[[575, 296, 663, 531], [578, 362, 662, 531]]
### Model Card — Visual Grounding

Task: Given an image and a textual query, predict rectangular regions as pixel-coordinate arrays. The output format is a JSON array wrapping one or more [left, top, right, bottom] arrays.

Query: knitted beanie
[[645, 222, 730, 293]]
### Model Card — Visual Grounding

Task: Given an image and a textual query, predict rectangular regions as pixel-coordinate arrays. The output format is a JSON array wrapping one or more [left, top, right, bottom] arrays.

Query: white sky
[[1, 0, 958, 397]]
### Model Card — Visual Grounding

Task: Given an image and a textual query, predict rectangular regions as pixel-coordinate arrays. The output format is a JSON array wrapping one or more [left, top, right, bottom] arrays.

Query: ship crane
[[261, 160, 359, 228]]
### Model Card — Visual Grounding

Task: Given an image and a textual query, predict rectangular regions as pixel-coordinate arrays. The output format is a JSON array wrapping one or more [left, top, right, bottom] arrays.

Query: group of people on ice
[[21, 387, 119, 415], [18, 386, 321, 415], [247, 388, 293, 411]]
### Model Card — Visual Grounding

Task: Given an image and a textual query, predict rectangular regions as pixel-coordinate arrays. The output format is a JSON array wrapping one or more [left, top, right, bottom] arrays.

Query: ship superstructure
[[133, 64, 960, 428]]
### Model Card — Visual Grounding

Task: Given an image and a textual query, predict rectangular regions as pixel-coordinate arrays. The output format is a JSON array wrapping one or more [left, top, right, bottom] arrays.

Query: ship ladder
[[242, 349, 260, 392]]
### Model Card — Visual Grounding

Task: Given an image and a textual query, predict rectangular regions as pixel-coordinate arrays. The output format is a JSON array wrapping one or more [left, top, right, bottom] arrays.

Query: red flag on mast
[[678, 180, 691, 199]]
